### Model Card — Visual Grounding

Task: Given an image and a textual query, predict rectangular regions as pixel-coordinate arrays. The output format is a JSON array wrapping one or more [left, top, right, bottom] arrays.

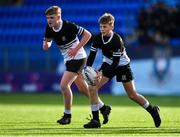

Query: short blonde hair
[[98, 13, 115, 26], [45, 6, 61, 15]]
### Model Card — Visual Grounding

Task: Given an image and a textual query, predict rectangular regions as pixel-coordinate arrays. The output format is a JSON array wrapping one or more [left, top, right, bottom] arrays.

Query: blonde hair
[[98, 13, 115, 26], [45, 6, 61, 15]]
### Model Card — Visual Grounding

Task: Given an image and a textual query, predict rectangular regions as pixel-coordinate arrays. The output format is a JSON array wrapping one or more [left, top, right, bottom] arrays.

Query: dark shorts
[[99, 62, 134, 83], [65, 58, 87, 74]]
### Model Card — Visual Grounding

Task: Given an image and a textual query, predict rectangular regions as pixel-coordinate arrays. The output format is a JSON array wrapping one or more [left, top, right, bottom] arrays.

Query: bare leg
[[74, 74, 89, 98], [89, 76, 109, 105], [57, 71, 78, 125], [122, 80, 148, 106], [89, 85, 99, 105], [83, 76, 111, 128], [122, 80, 161, 127], [60, 71, 77, 110]]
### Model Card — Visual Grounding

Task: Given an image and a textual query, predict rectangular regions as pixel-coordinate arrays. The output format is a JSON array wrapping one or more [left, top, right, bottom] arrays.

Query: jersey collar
[[53, 19, 63, 32], [101, 32, 114, 44]]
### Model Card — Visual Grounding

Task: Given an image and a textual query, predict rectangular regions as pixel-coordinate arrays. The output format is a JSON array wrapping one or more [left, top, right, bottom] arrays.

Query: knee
[[60, 84, 69, 92]]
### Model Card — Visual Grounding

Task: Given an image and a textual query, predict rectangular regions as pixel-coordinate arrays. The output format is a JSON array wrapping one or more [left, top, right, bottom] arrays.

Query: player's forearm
[[75, 29, 91, 51], [43, 38, 52, 51], [87, 51, 97, 66], [103, 57, 120, 74]]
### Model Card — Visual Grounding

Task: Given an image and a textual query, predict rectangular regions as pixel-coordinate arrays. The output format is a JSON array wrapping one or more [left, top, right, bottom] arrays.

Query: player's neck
[[101, 31, 114, 44], [108, 31, 113, 36], [54, 24, 60, 30], [53, 20, 63, 32], [104, 31, 113, 37]]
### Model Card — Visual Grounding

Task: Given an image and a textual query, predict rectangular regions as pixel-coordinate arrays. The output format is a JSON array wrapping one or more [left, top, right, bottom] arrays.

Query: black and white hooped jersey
[[87, 32, 130, 67], [44, 20, 87, 62]]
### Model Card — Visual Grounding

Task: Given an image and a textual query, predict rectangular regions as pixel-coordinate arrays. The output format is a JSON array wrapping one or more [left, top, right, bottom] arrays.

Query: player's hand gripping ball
[[82, 66, 97, 86]]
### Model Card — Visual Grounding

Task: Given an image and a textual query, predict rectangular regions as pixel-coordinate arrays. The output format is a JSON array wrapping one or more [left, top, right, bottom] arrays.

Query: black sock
[[92, 111, 99, 121], [99, 105, 106, 113], [64, 113, 71, 118], [146, 104, 154, 114]]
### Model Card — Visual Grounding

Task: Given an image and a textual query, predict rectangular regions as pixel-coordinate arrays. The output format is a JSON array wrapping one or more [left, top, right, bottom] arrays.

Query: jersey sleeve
[[69, 22, 84, 37], [112, 35, 125, 58], [86, 36, 99, 66], [117, 35, 125, 53]]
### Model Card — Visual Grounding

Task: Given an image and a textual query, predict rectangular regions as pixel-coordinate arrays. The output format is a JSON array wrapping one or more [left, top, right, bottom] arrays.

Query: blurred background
[[0, 0, 179, 95]]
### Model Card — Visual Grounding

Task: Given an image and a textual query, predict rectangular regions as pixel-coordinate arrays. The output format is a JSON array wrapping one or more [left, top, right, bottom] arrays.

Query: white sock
[[143, 101, 150, 109], [91, 104, 99, 111], [98, 101, 104, 109], [64, 109, 71, 114]]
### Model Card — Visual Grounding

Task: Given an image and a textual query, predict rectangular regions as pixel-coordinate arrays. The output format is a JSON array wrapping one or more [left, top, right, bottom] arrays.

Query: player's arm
[[68, 29, 91, 57], [85, 45, 99, 85], [86, 35, 99, 66], [75, 29, 91, 51], [102, 53, 120, 75], [68, 23, 91, 57], [43, 38, 52, 51], [43, 24, 53, 51], [86, 46, 97, 67]]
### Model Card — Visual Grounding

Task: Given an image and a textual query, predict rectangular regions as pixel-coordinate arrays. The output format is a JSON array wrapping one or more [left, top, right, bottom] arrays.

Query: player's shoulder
[[63, 20, 71, 26], [63, 20, 81, 31], [113, 32, 124, 43], [113, 32, 122, 39], [62, 20, 75, 27]]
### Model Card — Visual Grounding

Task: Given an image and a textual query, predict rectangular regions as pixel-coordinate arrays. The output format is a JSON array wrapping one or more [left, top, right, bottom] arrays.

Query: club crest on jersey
[[62, 36, 66, 41], [122, 75, 127, 80]]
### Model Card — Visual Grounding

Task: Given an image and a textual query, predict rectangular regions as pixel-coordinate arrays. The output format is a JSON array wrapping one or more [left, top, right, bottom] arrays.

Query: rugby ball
[[82, 66, 97, 86]]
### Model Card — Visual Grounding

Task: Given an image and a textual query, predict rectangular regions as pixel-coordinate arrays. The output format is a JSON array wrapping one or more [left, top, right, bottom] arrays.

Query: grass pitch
[[0, 93, 180, 137]]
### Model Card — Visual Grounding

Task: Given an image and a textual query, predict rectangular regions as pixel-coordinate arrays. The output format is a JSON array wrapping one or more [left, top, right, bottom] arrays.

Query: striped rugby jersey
[[88, 32, 130, 66], [44, 20, 87, 62]]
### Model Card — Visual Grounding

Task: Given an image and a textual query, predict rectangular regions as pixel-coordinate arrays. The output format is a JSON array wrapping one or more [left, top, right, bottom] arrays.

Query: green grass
[[0, 93, 180, 137]]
